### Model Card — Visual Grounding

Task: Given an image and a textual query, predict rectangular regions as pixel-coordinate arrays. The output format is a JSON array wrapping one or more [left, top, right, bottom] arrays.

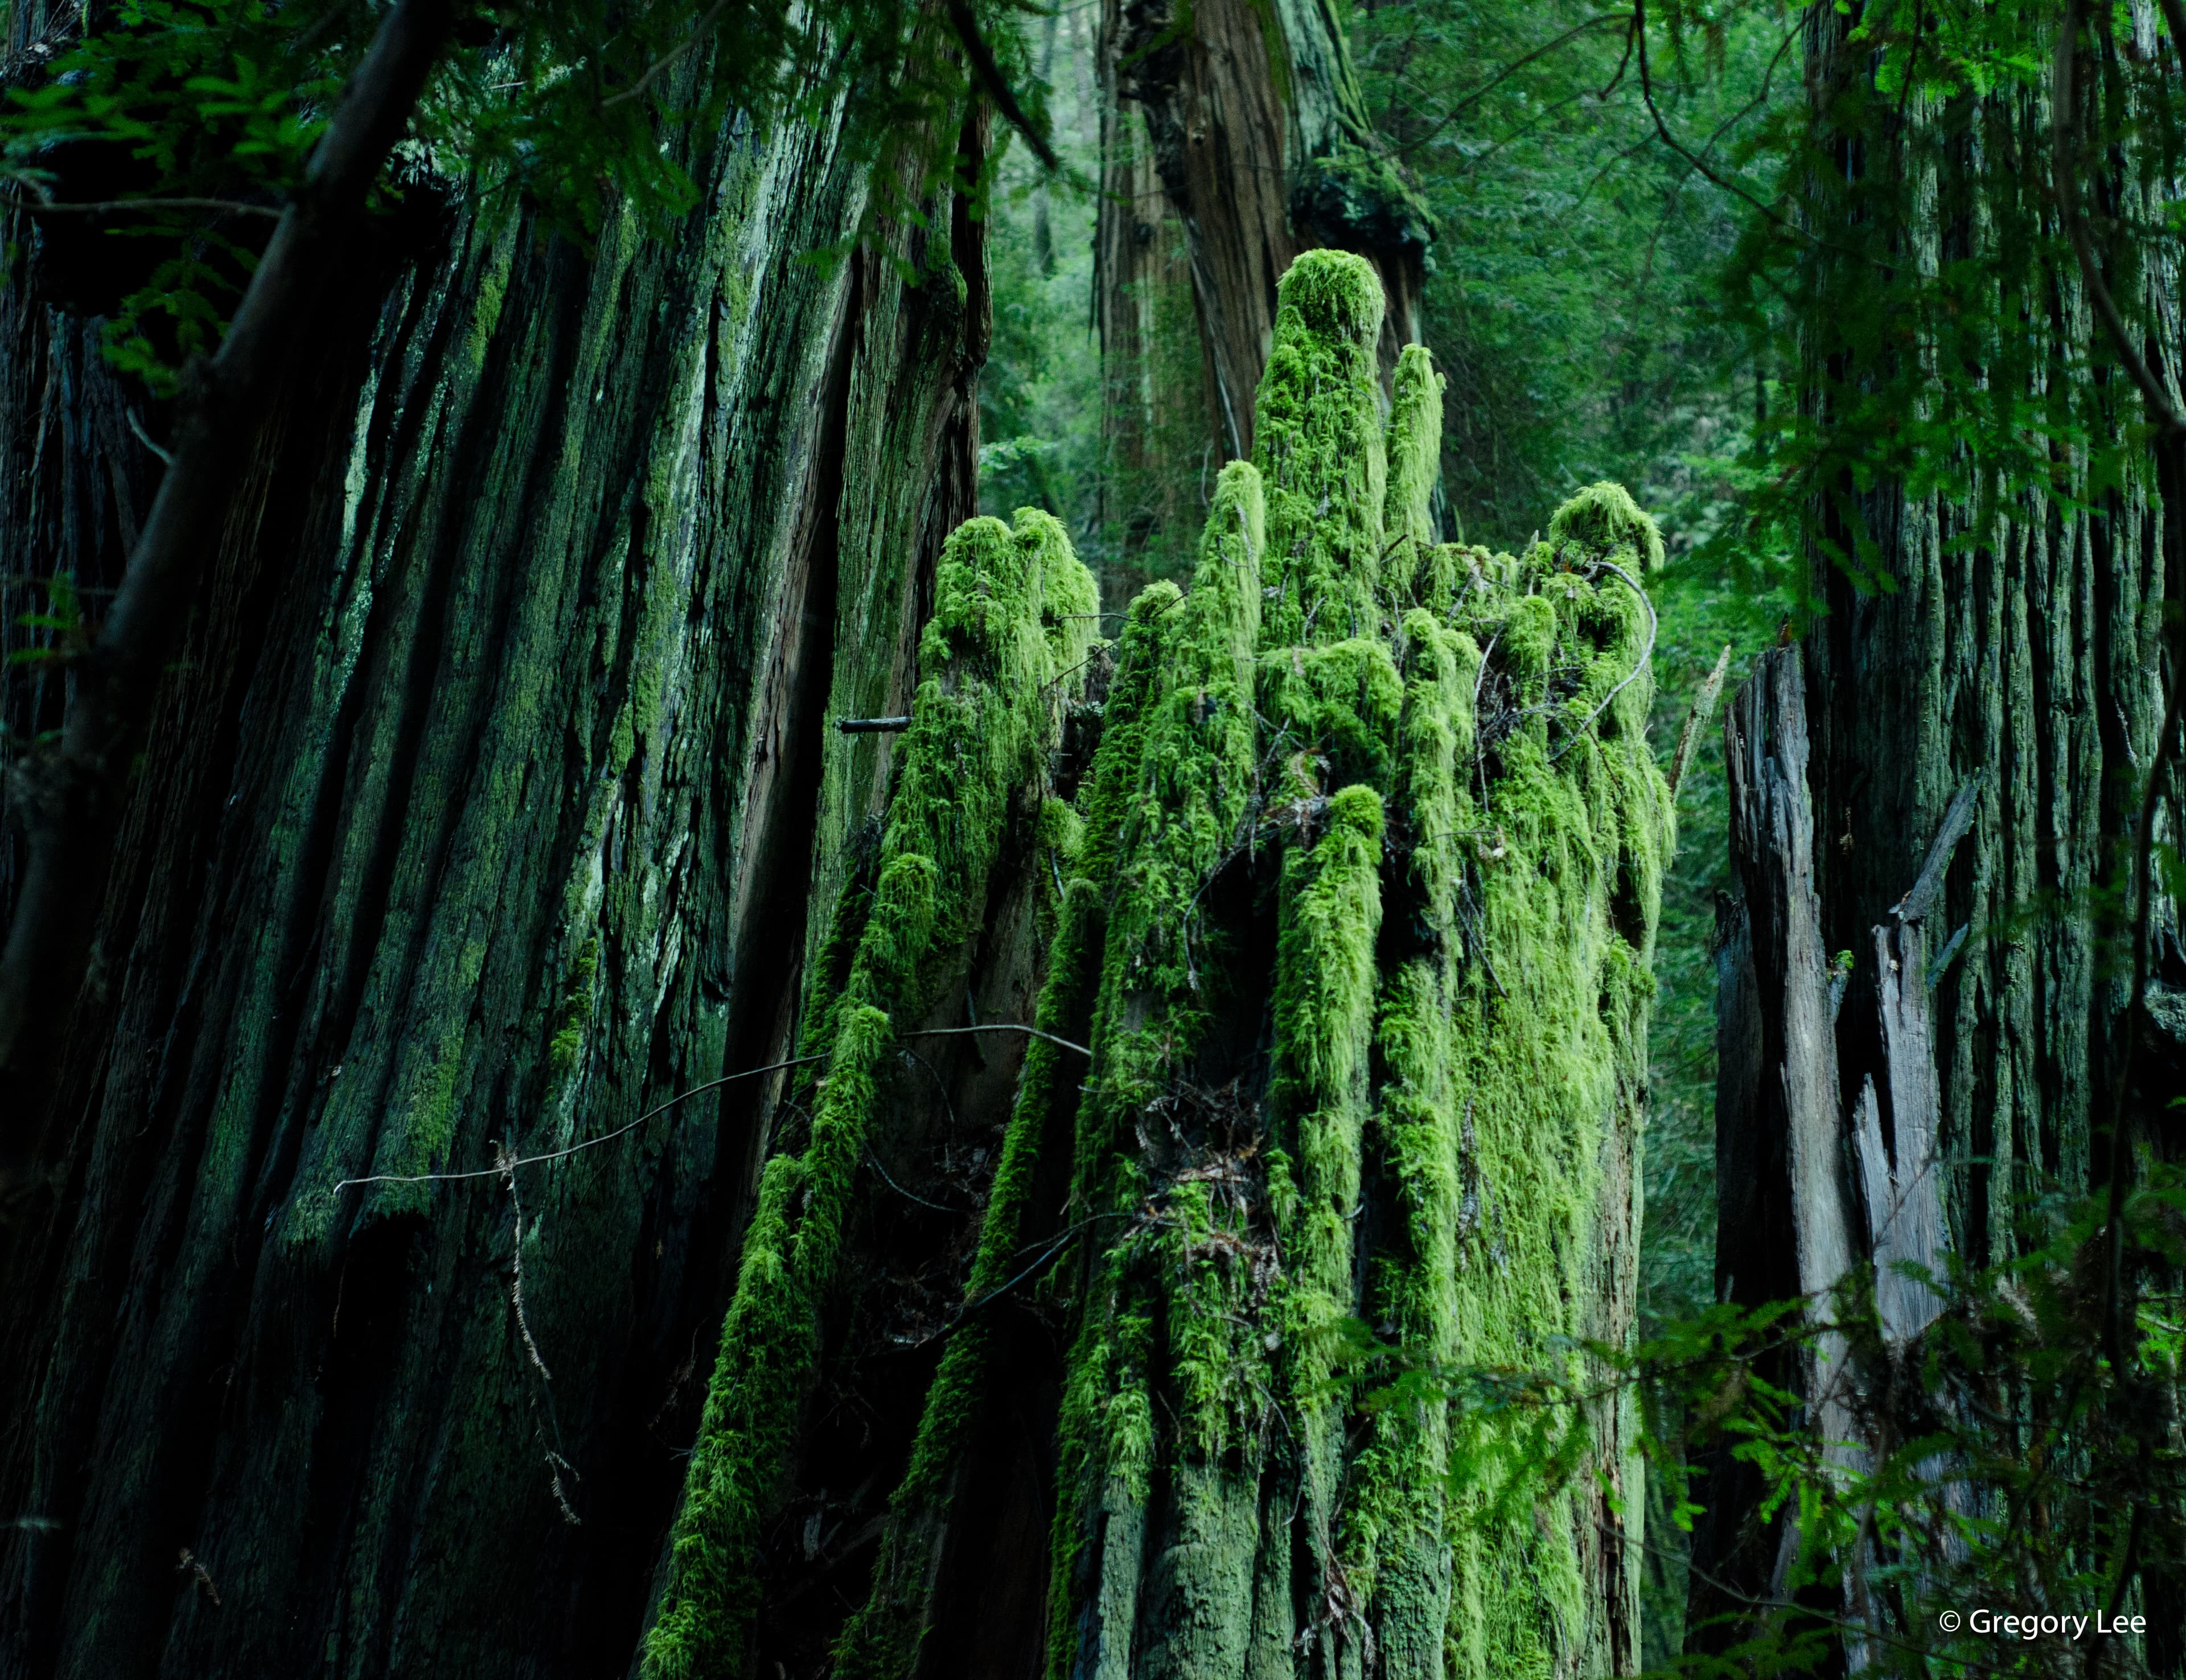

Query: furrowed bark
[[0, 0, 453, 1143], [0, 44, 989, 1680], [1698, 1, 2185, 1657], [1092, 80, 1207, 576], [1096, 0, 1435, 463]]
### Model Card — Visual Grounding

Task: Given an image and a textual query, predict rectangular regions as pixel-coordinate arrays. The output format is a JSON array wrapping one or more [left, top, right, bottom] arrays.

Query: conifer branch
[[946, 0, 1059, 171]]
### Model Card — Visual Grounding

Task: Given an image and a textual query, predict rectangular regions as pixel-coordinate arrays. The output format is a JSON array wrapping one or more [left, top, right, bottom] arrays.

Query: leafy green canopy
[[2, 0, 1042, 388]]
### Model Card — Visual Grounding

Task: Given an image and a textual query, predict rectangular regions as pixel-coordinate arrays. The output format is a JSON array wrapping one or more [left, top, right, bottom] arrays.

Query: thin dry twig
[[331, 1024, 1088, 1194], [1669, 642, 1732, 796], [599, 0, 731, 108], [15, 192, 282, 217], [1548, 558, 1657, 762]]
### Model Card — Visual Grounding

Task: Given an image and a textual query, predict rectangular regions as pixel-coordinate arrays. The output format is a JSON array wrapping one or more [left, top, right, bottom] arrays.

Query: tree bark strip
[[0, 0, 453, 1128]]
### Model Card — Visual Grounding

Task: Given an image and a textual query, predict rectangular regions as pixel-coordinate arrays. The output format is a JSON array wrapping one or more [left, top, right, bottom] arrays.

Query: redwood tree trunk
[[1095, 0, 1435, 465], [1092, 91, 1211, 578], [0, 42, 988, 1678], [1695, 0, 2185, 1646]]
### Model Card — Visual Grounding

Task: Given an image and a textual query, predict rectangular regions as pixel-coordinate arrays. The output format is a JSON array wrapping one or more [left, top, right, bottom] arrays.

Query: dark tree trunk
[[1095, 0, 1435, 465], [1695, 0, 2185, 1653], [0, 38, 990, 1677], [1092, 87, 1210, 580]]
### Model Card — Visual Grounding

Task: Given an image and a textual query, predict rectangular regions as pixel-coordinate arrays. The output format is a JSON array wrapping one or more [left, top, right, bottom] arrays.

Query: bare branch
[[1889, 770, 1984, 924], [329, 1022, 1085, 1195], [599, 0, 733, 109], [1668, 642, 1731, 797], [1387, 12, 1633, 159], [17, 194, 282, 218], [1548, 558, 1657, 762], [1633, 0, 1809, 244]]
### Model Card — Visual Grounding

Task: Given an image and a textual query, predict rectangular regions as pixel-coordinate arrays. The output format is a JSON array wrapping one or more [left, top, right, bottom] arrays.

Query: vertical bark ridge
[[0, 64, 990, 1678], [1697, 13, 2184, 1654]]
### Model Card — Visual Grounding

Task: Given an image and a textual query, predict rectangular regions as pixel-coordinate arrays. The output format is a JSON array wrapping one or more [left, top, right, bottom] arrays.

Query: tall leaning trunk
[[1695, 0, 2185, 1647], [0, 40, 989, 1677]]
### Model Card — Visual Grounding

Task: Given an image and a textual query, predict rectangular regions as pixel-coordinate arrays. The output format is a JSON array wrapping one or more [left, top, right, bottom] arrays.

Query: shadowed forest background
[[0, 1, 2180, 1678]]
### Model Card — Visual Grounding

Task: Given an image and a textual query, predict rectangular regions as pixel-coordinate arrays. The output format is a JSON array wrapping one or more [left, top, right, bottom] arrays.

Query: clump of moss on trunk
[[1254, 250, 1386, 650], [656, 252, 1671, 1680], [1032, 254, 1670, 1680], [644, 508, 1097, 1680]]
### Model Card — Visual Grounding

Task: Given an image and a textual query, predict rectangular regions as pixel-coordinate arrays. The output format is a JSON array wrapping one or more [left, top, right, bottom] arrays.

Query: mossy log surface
[[667, 249, 1673, 1680]]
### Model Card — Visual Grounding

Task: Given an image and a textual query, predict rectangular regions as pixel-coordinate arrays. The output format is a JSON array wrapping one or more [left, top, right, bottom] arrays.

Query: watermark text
[[1936, 1611, 2146, 1640]]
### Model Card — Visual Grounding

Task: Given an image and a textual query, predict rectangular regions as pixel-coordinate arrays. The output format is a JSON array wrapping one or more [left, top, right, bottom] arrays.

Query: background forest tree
[[1, 1, 2181, 1678]]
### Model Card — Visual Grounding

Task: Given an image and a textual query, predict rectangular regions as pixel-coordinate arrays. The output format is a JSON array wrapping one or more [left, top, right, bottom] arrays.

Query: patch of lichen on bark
[[643, 508, 1096, 1680]]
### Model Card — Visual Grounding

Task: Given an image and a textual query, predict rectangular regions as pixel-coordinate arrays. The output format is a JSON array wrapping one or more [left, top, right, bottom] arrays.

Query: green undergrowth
[[659, 250, 1673, 1680]]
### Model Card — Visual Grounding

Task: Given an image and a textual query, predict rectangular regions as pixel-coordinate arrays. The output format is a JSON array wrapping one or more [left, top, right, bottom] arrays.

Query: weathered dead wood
[[1668, 641, 1732, 798], [1719, 647, 1879, 1659], [1855, 772, 1980, 1349], [1725, 648, 1857, 1322]]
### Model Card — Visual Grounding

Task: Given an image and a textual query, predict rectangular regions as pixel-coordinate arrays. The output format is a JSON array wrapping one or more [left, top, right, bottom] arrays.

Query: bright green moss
[[1046, 463, 1272, 1680], [1271, 784, 1384, 1128], [1035, 264, 1667, 1680], [1546, 479, 1665, 573], [1252, 250, 1386, 650], [1392, 608, 1478, 934], [546, 937, 599, 1071], [834, 508, 1118, 1675], [1383, 344, 1444, 608], [1258, 635, 1404, 795], [1073, 462, 1264, 1173], [656, 252, 1671, 1680], [643, 508, 1096, 1680]]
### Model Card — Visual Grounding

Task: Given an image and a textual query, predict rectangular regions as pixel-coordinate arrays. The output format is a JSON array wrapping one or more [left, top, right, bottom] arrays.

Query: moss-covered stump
[[655, 249, 1671, 1680]]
